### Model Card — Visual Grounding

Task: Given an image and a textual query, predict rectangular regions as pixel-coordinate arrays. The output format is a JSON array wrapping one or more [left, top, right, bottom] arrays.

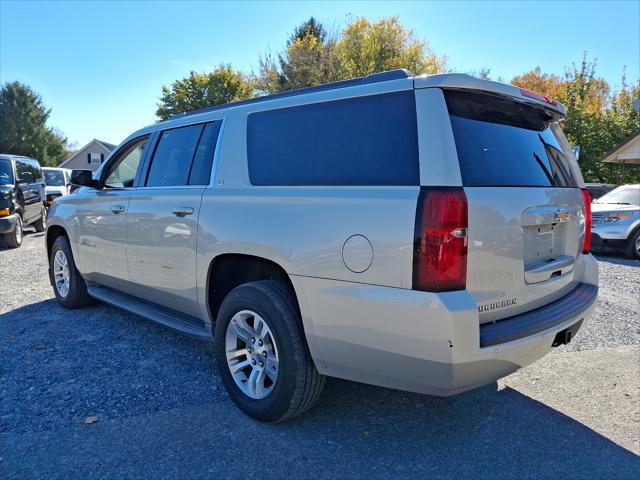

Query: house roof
[[601, 130, 640, 164], [58, 138, 116, 167], [96, 139, 116, 151]]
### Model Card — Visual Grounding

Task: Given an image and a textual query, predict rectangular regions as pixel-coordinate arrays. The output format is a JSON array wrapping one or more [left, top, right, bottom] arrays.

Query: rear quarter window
[[247, 91, 419, 186], [444, 90, 578, 188], [146, 125, 203, 187]]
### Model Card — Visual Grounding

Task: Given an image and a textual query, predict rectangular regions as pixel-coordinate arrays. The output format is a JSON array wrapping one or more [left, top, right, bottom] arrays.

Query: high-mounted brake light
[[520, 88, 558, 106], [581, 189, 592, 254], [413, 188, 468, 292]]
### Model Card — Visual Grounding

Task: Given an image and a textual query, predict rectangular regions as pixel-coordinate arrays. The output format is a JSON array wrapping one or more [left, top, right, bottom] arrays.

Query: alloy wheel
[[53, 249, 70, 298], [225, 310, 279, 399]]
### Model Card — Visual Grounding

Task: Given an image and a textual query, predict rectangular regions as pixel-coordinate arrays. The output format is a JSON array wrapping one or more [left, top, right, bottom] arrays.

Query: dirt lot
[[1, 230, 639, 479]]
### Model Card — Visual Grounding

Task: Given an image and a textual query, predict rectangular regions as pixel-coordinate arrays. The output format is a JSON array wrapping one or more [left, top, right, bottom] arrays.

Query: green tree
[[156, 64, 255, 120], [257, 18, 340, 94], [290, 16, 326, 43], [0, 81, 70, 166], [335, 17, 446, 79], [257, 16, 446, 94]]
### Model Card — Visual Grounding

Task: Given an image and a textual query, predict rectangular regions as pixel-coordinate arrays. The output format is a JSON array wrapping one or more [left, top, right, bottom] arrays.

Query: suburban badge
[[478, 298, 517, 312]]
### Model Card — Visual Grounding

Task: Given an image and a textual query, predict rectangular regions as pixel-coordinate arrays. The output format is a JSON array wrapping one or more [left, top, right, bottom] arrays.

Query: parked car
[[45, 70, 599, 422], [42, 167, 73, 207], [584, 183, 618, 200], [591, 184, 640, 259], [0, 154, 47, 248]]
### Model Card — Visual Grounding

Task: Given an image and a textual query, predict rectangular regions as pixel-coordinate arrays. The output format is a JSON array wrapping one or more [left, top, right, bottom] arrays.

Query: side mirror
[[70, 169, 99, 189], [19, 171, 34, 184]]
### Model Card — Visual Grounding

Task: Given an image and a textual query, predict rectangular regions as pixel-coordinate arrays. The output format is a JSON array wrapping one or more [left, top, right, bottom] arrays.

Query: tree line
[[1, 16, 638, 181], [0, 82, 73, 167]]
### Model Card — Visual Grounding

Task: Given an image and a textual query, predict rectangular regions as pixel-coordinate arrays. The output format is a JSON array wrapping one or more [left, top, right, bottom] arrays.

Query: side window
[[104, 137, 149, 188], [15, 160, 31, 183], [146, 124, 203, 187], [247, 91, 419, 186], [31, 161, 43, 182], [189, 121, 221, 185]]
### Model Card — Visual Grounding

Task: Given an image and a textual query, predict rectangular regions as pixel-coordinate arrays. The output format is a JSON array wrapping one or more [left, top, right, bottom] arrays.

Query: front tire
[[49, 236, 93, 309], [625, 228, 640, 260], [2, 215, 23, 248], [214, 280, 325, 422]]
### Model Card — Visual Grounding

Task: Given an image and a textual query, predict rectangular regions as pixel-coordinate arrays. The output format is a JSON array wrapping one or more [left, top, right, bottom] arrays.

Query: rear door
[[125, 121, 221, 317], [442, 89, 587, 322], [29, 159, 45, 216], [15, 159, 45, 223]]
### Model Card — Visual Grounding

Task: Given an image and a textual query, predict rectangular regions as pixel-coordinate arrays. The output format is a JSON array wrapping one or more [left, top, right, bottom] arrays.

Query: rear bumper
[[292, 254, 599, 396], [479, 283, 597, 347], [0, 214, 17, 234]]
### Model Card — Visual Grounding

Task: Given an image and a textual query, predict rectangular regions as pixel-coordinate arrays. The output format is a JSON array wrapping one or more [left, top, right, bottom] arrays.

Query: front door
[[76, 136, 150, 290], [125, 121, 221, 317]]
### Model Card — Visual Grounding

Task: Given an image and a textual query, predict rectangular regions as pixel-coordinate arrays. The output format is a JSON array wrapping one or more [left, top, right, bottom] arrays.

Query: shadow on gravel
[[2, 299, 639, 479], [594, 254, 640, 267], [0, 229, 44, 251]]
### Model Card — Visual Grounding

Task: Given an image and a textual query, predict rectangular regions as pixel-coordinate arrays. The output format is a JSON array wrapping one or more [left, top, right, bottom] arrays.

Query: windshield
[[0, 160, 14, 185], [444, 90, 578, 188], [595, 185, 640, 206], [44, 170, 65, 186]]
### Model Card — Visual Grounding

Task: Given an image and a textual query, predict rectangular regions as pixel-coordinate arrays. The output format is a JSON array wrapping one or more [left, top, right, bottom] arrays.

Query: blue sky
[[1, 0, 638, 148]]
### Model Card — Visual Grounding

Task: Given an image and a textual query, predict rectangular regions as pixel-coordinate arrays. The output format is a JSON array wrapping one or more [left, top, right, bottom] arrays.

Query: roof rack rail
[[169, 68, 414, 120]]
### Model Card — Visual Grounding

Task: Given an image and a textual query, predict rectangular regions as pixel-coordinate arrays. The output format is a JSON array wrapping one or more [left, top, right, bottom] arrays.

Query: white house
[[58, 139, 116, 172], [601, 131, 640, 183]]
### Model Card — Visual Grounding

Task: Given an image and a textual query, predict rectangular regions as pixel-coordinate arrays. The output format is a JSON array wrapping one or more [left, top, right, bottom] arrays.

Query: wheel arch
[[205, 253, 300, 328], [46, 224, 69, 258]]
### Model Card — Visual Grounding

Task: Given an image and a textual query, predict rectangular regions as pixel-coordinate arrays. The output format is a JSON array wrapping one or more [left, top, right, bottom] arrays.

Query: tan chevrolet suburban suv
[[45, 70, 599, 422]]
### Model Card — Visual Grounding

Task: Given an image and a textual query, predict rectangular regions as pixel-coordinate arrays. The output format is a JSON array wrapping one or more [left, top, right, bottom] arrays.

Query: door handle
[[109, 204, 126, 214], [172, 207, 194, 217]]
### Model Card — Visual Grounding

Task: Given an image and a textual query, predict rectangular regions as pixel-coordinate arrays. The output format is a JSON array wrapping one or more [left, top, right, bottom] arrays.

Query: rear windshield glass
[[0, 160, 13, 185], [444, 90, 578, 187], [44, 170, 65, 186], [247, 91, 419, 186]]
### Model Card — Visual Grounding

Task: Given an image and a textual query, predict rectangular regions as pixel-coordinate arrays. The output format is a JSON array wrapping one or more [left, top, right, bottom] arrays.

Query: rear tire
[[32, 206, 46, 232], [2, 215, 23, 248], [625, 228, 640, 260], [49, 235, 93, 309], [214, 280, 325, 422]]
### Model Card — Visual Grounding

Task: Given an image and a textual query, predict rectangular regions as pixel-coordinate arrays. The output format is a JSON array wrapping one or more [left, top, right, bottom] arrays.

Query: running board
[[87, 285, 211, 340]]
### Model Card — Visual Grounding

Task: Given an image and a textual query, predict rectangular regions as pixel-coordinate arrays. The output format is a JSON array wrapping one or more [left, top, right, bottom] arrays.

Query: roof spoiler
[[414, 73, 566, 118]]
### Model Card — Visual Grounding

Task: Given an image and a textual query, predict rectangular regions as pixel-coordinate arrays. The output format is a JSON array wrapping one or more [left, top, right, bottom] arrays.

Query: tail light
[[581, 188, 592, 254], [413, 188, 468, 292]]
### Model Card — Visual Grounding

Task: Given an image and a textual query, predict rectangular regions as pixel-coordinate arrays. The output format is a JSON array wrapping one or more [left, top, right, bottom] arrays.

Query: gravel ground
[[1, 230, 639, 479]]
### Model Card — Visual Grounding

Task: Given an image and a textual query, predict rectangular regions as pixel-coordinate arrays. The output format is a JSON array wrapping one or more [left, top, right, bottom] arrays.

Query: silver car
[[591, 184, 640, 259], [45, 70, 599, 422]]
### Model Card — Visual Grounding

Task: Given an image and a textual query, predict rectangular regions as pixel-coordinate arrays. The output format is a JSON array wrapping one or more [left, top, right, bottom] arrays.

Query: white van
[[42, 167, 72, 206]]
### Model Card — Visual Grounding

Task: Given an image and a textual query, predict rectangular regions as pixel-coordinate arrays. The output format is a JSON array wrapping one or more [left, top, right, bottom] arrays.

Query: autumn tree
[[0, 81, 71, 167], [512, 55, 640, 183], [156, 65, 255, 120]]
